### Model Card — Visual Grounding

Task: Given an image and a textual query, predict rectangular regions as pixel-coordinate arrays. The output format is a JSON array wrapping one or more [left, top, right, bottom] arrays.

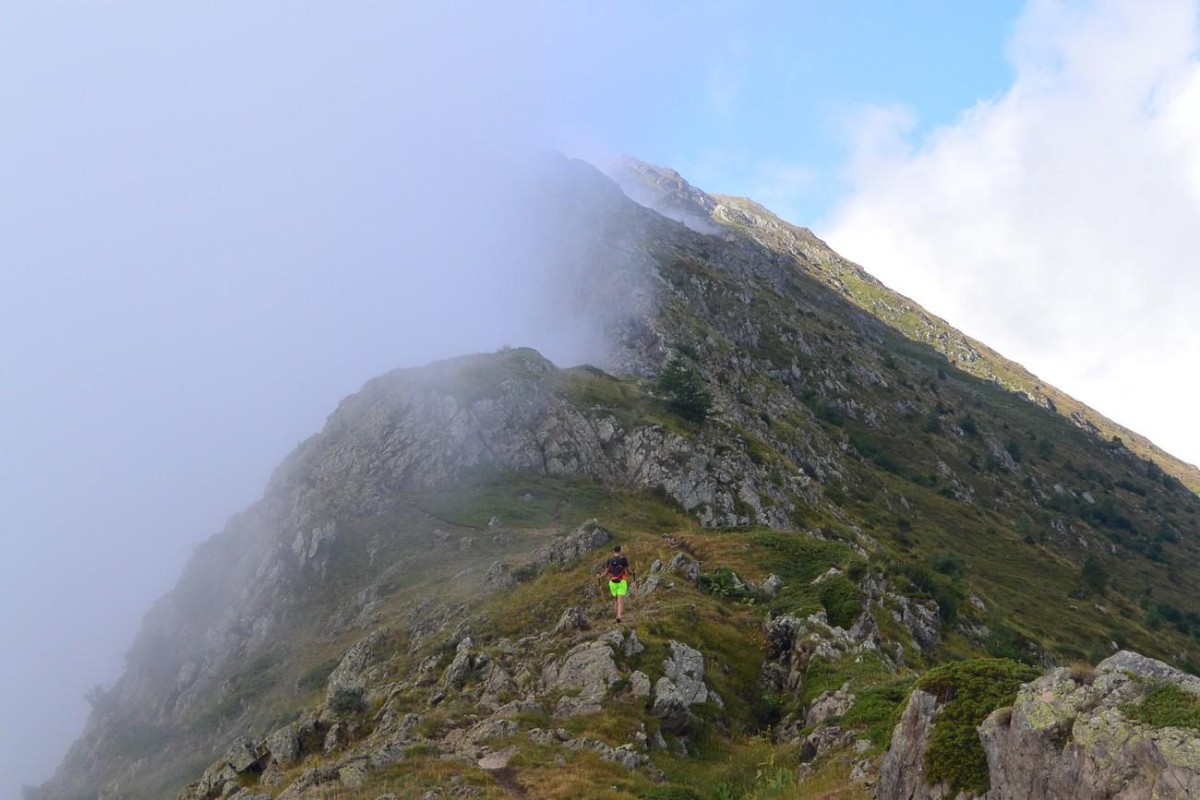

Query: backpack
[[606, 556, 628, 581]]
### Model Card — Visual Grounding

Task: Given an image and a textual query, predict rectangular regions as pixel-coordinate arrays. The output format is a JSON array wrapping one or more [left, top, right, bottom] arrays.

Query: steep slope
[[612, 156, 1200, 493], [35, 156, 1200, 800]]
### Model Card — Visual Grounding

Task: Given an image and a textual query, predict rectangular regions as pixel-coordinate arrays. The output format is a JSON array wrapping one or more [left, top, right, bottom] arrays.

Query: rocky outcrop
[[547, 639, 622, 717], [651, 641, 714, 733], [533, 519, 614, 567], [979, 651, 1200, 799], [876, 690, 954, 800], [806, 682, 856, 727], [876, 652, 1200, 800], [763, 608, 880, 701], [326, 629, 391, 704]]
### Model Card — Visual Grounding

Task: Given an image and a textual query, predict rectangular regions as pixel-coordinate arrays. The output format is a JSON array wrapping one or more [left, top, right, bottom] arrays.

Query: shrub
[[657, 356, 713, 424], [817, 575, 863, 629], [917, 658, 1040, 796], [1067, 663, 1098, 686], [698, 567, 755, 601], [840, 677, 916, 747], [959, 413, 979, 437], [328, 687, 365, 716], [1124, 683, 1200, 732], [296, 658, 340, 693], [931, 550, 963, 577], [1081, 554, 1109, 595]]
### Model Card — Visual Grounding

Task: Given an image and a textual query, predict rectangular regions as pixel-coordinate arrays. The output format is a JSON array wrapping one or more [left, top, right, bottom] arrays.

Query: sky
[[2, 0, 1199, 795]]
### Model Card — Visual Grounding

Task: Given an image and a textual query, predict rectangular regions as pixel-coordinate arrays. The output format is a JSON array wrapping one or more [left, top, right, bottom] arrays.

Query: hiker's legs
[[610, 579, 628, 620]]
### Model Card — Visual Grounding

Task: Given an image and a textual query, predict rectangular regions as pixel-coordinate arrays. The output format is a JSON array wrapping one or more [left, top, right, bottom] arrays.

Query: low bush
[[917, 659, 1040, 796], [1124, 683, 1200, 732]]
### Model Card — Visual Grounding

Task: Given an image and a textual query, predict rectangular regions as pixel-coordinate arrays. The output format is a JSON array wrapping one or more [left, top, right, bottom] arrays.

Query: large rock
[[806, 682, 855, 727], [547, 640, 621, 717], [326, 629, 390, 702], [534, 520, 614, 566], [441, 637, 475, 690], [651, 641, 710, 733], [876, 689, 956, 800], [264, 720, 324, 768], [178, 737, 267, 800], [978, 651, 1200, 799], [877, 651, 1200, 800]]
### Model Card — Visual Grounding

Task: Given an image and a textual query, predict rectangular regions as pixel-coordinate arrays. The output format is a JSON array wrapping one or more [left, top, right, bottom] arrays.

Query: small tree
[[657, 356, 713, 424], [1081, 554, 1109, 595]]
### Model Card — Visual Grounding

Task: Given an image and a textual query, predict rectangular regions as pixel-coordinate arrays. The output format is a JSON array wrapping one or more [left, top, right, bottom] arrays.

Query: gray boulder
[[806, 682, 855, 727], [651, 641, 710, 733], [979, 651, 1200, 799], [326, 629, 390, 702], [533, 519, 613, 566], [552, 607, 590, 635], [665, 552, 700, 582], [548, 640, 621, 717], [877, 651, 1200, 800]]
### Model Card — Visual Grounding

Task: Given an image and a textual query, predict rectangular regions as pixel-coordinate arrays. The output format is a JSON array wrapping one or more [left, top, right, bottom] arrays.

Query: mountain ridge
[[611, 156, 1199, 490], [33, 155, 1200, 800]]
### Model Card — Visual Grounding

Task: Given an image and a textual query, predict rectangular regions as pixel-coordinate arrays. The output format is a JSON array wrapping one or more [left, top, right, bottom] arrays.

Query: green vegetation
[[657, 356, 713, 424], [840, 677, 917, 748], [53, 178, 1200, 800], [1124, 683, 1200, 732], [816, 574, 863, 629], [917, 659, 1041, 795], [296, 657, 339, 693]]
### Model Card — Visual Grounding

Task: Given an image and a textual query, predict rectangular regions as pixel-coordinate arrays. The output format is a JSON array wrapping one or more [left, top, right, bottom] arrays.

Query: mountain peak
[[34, 154, 1200, 800]]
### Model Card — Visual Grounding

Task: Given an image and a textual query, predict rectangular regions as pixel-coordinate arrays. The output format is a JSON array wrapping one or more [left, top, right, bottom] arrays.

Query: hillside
[[34, 156, 1200, 800]]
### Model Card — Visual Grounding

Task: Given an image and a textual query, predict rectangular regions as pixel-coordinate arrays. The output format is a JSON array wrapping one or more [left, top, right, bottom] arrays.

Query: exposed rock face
[[806, 682, 856, 727], [763, 609, 879, 704], [547, 639, 622, 717], [877, 652, 1200, 800], [876, 690, 956, 800], [185, 737, 267, 800], [979, 651, 1200, 799], [326, 629, 391, 702], [652, 641, 711, 733], [534, 519, 613, 567]]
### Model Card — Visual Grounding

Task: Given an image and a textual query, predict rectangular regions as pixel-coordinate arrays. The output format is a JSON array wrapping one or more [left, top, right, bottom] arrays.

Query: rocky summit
[[33, 156, 1200, 800]]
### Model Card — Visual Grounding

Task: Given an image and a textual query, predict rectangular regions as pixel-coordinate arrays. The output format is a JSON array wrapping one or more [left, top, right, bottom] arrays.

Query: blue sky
[[3, 1, 1200, 795], [601, 2, 1026, 223]]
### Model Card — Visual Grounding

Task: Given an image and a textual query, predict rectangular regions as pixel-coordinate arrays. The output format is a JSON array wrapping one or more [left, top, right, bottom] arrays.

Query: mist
[[0, 3, 733, 794], [12, 2, 1195, 795]]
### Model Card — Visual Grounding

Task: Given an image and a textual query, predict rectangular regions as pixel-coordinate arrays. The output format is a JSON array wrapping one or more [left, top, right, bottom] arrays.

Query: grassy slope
[[155, 274, 1200, 797], [711, 194, 1200, 494], [228, 469, 885, 799], [209, 442, 1196, 797]]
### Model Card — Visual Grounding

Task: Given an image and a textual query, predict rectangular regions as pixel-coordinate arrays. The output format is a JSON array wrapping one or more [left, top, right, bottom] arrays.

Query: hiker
[[599, 545, 633, 622]]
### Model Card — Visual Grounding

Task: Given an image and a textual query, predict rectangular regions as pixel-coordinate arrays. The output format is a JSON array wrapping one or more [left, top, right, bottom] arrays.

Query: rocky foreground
[[880, 650, 1200, 799], [168, 518, 1200, 800]]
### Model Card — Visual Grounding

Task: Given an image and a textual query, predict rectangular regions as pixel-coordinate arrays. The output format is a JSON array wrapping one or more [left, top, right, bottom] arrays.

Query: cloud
[[824, 0, 1200, 467]]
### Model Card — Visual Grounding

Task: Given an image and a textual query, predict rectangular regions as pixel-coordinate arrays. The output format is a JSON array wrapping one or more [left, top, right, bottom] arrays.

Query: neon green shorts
[[608, 579, 628, 597]]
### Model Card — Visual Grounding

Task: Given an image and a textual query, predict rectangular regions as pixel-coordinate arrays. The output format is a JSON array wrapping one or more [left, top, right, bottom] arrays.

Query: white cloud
[[824, 0, 1200, 467]]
